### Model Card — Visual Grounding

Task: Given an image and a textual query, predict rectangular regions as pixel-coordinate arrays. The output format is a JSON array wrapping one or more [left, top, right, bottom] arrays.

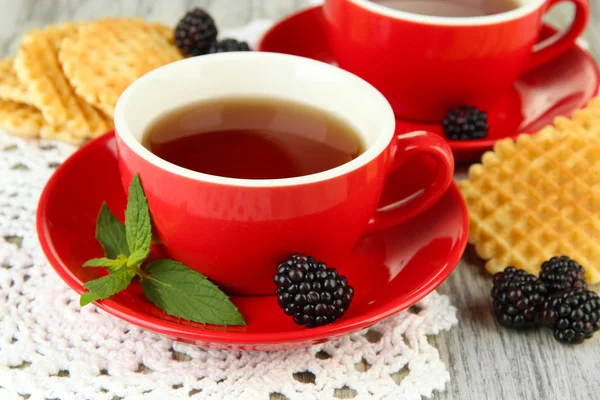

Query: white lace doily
[[0, 18, 458, 400]]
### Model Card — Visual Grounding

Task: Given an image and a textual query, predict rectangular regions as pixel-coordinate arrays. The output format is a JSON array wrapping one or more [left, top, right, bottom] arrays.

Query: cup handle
[[524, 0, 589, 72], [364, 131, 454, 234]]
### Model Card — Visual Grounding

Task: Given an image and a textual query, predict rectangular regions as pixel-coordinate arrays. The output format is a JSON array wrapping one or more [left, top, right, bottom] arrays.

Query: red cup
[[323, 0, 589, 121], [114, 53, 454, 295]]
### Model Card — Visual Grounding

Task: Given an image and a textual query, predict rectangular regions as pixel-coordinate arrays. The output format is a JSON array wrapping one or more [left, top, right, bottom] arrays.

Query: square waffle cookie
[[13, 22, 113, 139], [1, 18, 176, 145], [59, 18, 182, 118], [0, 99, 45, 138], [0, 99, 84, 145], [459, 98, 600, 284], [0, 58, 32, 105]]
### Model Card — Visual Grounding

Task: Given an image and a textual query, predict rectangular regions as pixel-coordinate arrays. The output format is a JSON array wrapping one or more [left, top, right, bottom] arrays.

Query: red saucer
[[258, 6, 600, 162], [37, 132, 468, 351]]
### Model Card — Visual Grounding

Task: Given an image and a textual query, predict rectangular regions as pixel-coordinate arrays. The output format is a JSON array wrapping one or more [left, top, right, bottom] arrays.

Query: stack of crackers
[[0, 18, 182, 144], [459, 98, 600, 284]]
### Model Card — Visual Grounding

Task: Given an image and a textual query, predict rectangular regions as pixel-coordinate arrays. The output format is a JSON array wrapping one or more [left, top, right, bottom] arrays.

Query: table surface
[[1, 1, 599, 399]]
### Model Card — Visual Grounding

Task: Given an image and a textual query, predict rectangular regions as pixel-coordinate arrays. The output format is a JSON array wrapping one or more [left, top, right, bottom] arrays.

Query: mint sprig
[[80, 268, 136, 306], [141, 260, 245, 326], [96, 202, 129, 258], [79, 174, 246, 326], [83, 255, 127, 269], [124, 175, 152, 267]]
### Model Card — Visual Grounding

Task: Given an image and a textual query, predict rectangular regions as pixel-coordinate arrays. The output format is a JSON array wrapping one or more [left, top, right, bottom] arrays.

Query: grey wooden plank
[[546, 0, 600, 59], [436, 253, 600, 400], [0, 1, 598, 399], [0, 0, 313, 57]]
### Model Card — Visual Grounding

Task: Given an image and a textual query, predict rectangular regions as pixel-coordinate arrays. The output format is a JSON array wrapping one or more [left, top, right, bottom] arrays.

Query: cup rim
[[114, 52, 396, 188], [347, 0, 546, 26]]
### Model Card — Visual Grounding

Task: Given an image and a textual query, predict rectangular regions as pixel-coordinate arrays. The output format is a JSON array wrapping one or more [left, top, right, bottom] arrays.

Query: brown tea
[[372, 0, 520, 17], [142, 97, 364, 179]]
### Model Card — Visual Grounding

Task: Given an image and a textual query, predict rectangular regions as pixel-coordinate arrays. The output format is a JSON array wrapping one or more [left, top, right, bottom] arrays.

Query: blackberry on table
[[539, 256, 587, 294], [491, 267, 547, 330], [208, 38, 251, 53], [274, 253, 354, 328], [540, 289, 600, 344], [175, 8, 218, 56], [442, 105, 489, 140]]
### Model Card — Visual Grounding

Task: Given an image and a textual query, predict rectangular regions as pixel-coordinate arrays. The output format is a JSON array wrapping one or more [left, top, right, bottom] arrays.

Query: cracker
[[0, 58, 33, 105], [59, 18, 182, 118], [0, 100, 43, 138], [0, 98, 88, 145], [14, 22, 112, 138], [458, 98, 600, 284], [149, 21, 175, 44], [40, 124, 86, 145]]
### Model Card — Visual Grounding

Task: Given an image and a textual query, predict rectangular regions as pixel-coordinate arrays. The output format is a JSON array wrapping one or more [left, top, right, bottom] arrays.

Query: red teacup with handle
[[324, 0, 590, 121], [114, 53, 453, 295]]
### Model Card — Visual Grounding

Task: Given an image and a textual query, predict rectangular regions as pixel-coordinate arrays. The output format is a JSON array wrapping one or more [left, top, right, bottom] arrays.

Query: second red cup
[[324, 0, 589, 121]]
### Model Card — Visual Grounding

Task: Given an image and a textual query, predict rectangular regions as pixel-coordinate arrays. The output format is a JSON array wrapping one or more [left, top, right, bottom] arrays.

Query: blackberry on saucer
[[175, 8, 218, 56], [442, 105, 489, 140], [274, 253, 354, 328], [540, 289, 600, 344], [539, 256, 588, 294], [208, 39, 251, 53], [491, 267, 547, 329]]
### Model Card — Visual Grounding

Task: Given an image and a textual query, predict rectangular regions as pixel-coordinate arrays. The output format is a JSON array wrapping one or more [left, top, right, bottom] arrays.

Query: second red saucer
[[257, 6, 599, 162]]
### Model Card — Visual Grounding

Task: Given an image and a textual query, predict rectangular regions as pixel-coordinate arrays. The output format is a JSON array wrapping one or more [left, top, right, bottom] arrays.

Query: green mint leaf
[[83, 255, 127, 269], [127, 249, 149, 268], [125, 174, 152, 263], [140, 260, 246, 326], [96, 202, 129, 258], [80, 268, 136, 307]]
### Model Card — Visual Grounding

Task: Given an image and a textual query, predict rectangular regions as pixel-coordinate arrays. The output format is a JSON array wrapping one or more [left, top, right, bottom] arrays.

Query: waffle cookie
[[59, 18, 182, 118], [0, 99, 85, 145], [0, 58, 32, 104], [0, 99, 45, 138], [459, 98, 600, 284], [13, 22, 113, 138], [39, 124, 86, 146], [149, 21, 175, 44]]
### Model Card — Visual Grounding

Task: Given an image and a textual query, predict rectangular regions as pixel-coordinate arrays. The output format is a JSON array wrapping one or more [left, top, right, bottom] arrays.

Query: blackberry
[[175, 8, 218, 56], [208, 38, 251, 53], [442, 105, 489, 140], [540, 289, 600, 344], [491, 267, 547, 329], [539, 256, 587, 294], [274, 253, 354, 328]]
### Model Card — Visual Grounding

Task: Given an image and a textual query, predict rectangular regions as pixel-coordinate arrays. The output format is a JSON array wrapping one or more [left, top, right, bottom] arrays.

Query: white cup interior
[[351, 0, 546, 25], [114, 52, 395, 187]]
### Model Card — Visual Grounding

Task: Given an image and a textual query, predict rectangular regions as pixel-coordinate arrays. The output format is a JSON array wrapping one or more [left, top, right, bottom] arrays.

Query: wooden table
[[1, 1, 598, 399]]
